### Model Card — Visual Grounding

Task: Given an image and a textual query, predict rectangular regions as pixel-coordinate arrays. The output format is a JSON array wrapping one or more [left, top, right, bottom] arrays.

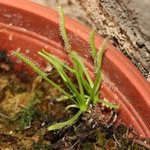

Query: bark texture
[[75, 0, 150, 80]]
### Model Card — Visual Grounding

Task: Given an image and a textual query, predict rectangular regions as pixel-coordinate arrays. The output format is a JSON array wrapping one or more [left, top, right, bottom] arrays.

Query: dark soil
[[0, 51, 150, 150]]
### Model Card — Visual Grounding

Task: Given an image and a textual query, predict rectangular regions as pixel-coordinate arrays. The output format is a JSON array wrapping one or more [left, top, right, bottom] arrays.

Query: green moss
[[31, 142, 53, 150], [82, 141, 94, 150], [95, 129, 107, 147]]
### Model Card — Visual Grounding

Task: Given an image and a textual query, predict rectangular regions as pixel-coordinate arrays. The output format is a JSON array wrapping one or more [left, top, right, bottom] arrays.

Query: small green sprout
[[13, 6, 119, 131]]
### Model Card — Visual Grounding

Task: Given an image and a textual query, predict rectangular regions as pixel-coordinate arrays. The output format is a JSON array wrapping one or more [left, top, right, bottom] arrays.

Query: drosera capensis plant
[[13, 6, 119, 131]]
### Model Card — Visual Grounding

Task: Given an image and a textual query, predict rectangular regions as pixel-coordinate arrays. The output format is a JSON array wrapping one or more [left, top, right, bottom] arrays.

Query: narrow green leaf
[[13, 5, 119, 132], [79, 75, 92, 94], [41, 50, 74, 73], [70, 51, 93, 97], [90, 38, 108, 103], [38, 51, 84, 107], [66, 104, 78, 110], [95, 37, 108, 72], [57, 95, 74, 102], [90, 29, 97, 59], [101, 99, 119, 109], [70, 51, 93, 88], [48, 109, 83, 131], [72, 56, 85, 100], [12, 51, 74, 103], [59, 6, 71, 51], [93, 93, 99, 104]]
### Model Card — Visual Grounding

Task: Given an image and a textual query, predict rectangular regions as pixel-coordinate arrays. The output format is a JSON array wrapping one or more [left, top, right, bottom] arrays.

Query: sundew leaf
[[70, 51, 92, 94], [38, 51, 86, 108], [90, 29, 97, 59], [70, 51, 93, 88], [101, 99, 119, 109], [71, 54, 85, 100], [57, 95, 74, 102], [59, 6, 71, 52], [48, 109, 83, 131], [13, 51, 74, 103], [89, 38, 108, 103], [66, 104, 78, 110], [95, 37, 108, 73], [71, 59, 88, 111], [41, 50, 74, 73], [13, 5, 119, 131], [79, 75, 92, 95]]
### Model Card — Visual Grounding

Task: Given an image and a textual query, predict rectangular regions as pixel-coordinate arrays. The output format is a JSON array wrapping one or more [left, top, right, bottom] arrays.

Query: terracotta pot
[[0, 0, 150, 137]]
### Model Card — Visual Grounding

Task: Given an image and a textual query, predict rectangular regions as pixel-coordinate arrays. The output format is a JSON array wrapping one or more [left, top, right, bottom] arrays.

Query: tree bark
[[71, 0, 150, 80]]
